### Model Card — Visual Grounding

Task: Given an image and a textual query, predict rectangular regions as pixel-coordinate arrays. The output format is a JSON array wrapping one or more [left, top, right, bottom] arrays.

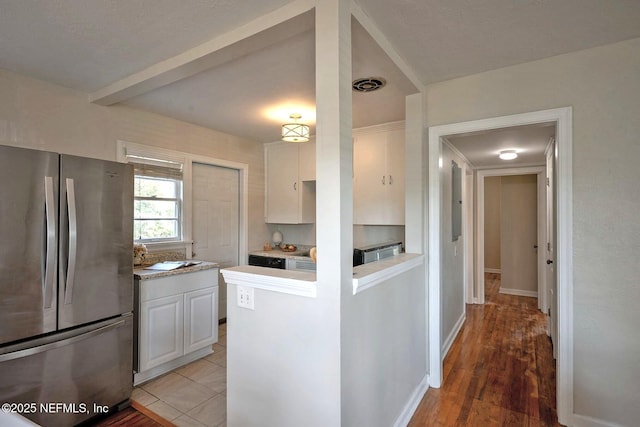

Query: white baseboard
[[442, 312, 465, 360], [484, 268, 501, 274], [393, 374, 430, 427], [573, 413, 626, 427], [499, 287, 538, 298]]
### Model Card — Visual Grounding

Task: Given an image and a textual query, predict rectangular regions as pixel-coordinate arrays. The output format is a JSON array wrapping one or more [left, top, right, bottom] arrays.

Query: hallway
[[409, 273, 559, 426]]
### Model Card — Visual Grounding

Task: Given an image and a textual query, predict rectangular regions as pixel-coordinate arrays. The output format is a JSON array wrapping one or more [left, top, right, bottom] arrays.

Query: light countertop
[[250, 247, 313, 261], [134, 261, 219, 280], [222, 253, 424, 298]]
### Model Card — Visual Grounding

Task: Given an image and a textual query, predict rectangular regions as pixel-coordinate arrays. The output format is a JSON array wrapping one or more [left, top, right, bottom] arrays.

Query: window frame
[[133, 174, 183, 243]]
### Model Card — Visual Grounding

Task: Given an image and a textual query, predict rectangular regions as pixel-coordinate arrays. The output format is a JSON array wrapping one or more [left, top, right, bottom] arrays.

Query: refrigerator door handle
[[43, 177, 56, 309], [64, 178, 78, 305], [0, 319, 126, 362]]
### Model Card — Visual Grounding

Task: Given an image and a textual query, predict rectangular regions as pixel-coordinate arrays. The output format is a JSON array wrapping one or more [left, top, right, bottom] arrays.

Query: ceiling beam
[[351, 1, 423, 92], [89, 0, 315, 105]]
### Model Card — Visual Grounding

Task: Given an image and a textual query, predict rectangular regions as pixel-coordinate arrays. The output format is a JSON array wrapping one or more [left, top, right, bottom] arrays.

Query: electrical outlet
[[237, 285, 254, 310]]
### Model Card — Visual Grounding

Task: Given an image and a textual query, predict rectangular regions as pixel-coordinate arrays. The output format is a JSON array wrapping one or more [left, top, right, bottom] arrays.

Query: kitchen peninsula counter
[[222, 253, 424, 298]]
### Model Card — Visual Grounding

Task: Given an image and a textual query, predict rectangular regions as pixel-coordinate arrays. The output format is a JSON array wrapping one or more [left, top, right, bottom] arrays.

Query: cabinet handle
[[382, 176, 386, 185], [389, 175, 393, 185], [294, 182, 297, 191]]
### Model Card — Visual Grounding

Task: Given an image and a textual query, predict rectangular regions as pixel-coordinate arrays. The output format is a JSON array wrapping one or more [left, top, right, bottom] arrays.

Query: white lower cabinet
[[135, 267, 218, 385], [140, 294, 184, 372], [184, 287, 217, 354]]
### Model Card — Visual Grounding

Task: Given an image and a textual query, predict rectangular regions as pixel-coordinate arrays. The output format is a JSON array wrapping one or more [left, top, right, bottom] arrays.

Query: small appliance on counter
[[248, 244, 316, 272], [353, 241, 403, 266]]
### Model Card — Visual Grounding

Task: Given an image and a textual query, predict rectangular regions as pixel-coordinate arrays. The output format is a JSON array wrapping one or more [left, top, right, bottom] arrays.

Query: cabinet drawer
[[139, 268, 218, 302]]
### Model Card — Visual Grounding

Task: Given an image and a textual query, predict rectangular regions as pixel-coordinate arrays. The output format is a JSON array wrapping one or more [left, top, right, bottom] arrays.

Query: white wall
[[425, 37, 640, 426], [226, 285, 339, 427], [341, 266, 427, 426], [440, 144, 468, 352], [0, 69, 269, 253]]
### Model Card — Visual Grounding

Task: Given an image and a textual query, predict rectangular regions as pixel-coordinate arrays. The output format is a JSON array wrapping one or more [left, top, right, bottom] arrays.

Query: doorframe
[[427, 107, 573, 425], [476, 166, 546, 311]]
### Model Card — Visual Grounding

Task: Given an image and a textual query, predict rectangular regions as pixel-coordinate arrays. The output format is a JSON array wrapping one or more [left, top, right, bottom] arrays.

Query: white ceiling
[[1, 0, 640, 144], [446, 123, 555, 169]]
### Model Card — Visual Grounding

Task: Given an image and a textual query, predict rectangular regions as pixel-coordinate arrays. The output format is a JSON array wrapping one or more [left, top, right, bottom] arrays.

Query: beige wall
[[426, 38, 640, 425], [500, 175, 538, 294], [484, 176, 502, 271], [0, 69, 269, 253]]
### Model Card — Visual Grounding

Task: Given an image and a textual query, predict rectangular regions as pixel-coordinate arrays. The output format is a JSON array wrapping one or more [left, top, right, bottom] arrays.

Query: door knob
[[546, 259, 553, 265]]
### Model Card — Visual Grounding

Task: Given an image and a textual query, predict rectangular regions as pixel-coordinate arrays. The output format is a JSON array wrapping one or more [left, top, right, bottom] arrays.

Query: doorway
[[476, 168, 547, 309], [192, 163, 241, 321], [427, 107, 573, 425]]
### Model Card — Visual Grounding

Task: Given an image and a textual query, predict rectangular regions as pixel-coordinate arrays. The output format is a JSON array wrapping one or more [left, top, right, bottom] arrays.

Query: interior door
[[500, 175, 538, 295], [0, 146, 58, 344], [192, 163, 240, 320], [58, 155, 133, 329], [546, 142, 558, 357]]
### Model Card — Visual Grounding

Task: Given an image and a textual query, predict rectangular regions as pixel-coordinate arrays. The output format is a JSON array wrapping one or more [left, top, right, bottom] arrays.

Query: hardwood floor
[[409, 273, 559, 426], [89, 400, 177, 426]]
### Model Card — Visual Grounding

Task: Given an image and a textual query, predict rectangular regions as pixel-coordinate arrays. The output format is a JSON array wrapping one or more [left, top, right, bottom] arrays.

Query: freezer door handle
[[43, 176, 56, 309], [0, 319, 126, 362], [64, 178, 78, 305]]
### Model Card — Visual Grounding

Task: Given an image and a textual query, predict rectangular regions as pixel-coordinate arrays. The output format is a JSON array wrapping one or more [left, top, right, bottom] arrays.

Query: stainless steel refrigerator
[[0, 145, 134, 426]]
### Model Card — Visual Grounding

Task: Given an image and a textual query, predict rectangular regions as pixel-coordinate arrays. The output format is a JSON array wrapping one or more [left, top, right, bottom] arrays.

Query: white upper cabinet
[[265, 140, 316, 224], [353, 123, 405, 225]]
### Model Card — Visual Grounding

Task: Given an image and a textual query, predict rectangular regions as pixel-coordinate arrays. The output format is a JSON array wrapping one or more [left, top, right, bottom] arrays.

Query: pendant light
[[281, 114, 310, 143]]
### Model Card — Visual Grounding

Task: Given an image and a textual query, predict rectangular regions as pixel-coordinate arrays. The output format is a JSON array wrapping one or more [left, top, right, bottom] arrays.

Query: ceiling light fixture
[[281, 114, 310, 143], [498, 150, 518, 160]]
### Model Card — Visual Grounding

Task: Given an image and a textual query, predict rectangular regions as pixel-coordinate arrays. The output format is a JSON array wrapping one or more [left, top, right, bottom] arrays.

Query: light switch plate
[[237, 285, 254, 310]]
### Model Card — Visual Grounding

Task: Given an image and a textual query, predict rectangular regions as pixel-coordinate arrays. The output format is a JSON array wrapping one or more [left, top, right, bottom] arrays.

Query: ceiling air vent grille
[[352, 77, 386, 92]]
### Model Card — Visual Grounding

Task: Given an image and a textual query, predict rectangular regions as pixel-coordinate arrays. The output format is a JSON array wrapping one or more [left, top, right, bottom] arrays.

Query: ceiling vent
[[352, 77, 386, 92]]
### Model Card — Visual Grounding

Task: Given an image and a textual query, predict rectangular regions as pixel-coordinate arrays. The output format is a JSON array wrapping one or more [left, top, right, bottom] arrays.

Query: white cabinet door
[[298, 140, 316, 181], [353, 127, 405, 225], [353, 132, 389, 225], [385, 128, 405, 225], [265, 142, 316, 224], [184, 287, 218, 354], [140, 294, 183, 371], [266, 143, 299, 223]]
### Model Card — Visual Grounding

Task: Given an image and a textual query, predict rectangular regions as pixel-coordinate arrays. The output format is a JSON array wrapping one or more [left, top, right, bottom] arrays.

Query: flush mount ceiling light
[[352, 77, 386, 92], [498, 150, 518, 160], [281, 114, 310, 143]]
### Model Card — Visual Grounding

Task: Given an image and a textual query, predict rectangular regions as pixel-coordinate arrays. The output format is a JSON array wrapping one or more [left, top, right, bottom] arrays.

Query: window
[[131, 160, 183, 242]]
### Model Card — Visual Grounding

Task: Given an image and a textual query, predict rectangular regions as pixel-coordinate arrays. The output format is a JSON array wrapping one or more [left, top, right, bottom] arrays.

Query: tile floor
[[131, 323, 228, 427]]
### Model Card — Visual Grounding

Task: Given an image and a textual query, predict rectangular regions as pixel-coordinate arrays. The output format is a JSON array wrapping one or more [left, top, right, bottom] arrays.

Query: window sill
[[141, 240, 193, 252]]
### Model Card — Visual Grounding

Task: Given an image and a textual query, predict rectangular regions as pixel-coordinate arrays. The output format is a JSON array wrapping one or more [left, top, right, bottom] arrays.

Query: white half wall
[[341, 265, 427, 427]]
